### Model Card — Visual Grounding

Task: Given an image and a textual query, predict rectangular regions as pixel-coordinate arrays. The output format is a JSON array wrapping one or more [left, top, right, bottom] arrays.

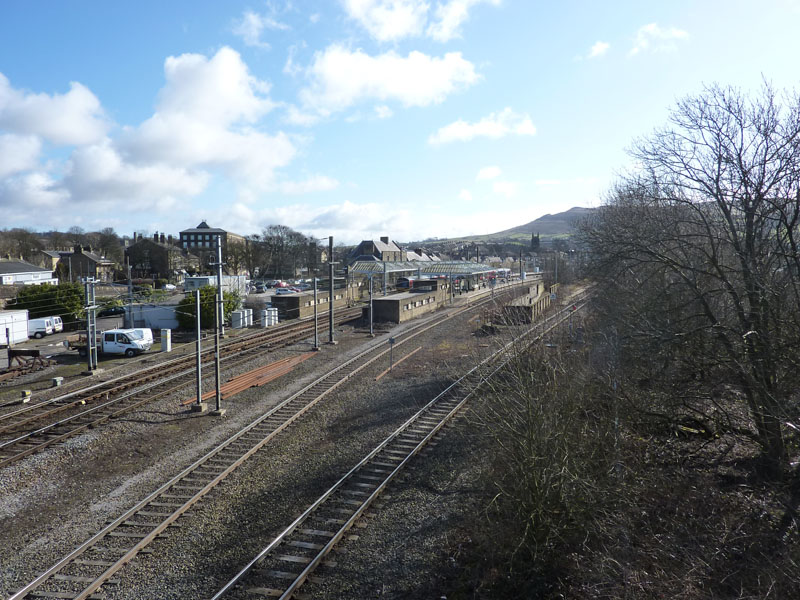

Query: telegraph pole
[[328, 236, 337, 344]]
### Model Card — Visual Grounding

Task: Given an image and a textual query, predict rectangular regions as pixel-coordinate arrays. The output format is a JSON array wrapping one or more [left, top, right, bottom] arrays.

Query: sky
[[1, 0, 800, 245]]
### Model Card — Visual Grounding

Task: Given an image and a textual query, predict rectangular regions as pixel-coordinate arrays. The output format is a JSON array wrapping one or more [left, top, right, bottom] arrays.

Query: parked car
[[98, 305, 126, 317], [275, 288, 295, 295], [255, 282, 266, 293], [163, 283, 176, 290]]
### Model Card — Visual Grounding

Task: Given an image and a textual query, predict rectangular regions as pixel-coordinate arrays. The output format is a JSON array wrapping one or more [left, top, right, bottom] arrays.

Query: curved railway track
[[0, 307, 363, 468], [6, 283, 534, 600]]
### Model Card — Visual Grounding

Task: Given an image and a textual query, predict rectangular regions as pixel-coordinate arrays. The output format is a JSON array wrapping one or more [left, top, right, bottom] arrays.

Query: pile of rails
[[182, 352, 316, 406]]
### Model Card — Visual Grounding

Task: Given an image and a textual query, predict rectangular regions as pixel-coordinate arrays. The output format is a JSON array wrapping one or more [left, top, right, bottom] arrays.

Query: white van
[[49, 316, 63, 333], [28, 317, 54, 339]]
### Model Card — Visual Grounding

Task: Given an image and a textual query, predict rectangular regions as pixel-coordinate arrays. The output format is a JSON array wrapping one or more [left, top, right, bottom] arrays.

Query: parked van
[[49, 316, 63, 333], [69, 328, 153, 358], [28, 317, 54, 339]]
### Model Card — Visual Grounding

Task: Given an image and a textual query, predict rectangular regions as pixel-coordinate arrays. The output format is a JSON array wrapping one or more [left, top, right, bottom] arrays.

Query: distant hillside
[[493, 206, 593, 238], [416, 207, 594, 247]]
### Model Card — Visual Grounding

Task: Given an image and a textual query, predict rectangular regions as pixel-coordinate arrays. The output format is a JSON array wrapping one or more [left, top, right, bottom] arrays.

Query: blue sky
[[1, 0, 799, 244]]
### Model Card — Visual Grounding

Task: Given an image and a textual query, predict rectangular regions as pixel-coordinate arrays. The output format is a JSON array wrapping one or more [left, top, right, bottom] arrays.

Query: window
[[104, 333, 115, 342]]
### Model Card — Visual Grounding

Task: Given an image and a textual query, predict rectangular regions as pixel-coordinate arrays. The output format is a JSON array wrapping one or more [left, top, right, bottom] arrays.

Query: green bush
[[11, 282, 84, 321], [175, 286, 238, 330]]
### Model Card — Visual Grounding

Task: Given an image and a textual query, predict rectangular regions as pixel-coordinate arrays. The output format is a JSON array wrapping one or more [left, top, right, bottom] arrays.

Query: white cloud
[[493, 180, 517, 197], [284, 43, 307, 76], [62, 138, 207, 208], [232, 10, 290, 49], [427, 0, 500, 42], [374, 104, 393, 119], [0, 46, 334, 225], [121, 47, 296, 188], [630, 23, 689, 56], [428, 107, 535, 145], [0, 133, 40, 177], [458, 189, 472, 201], [476, 165, 501, 180], [0, 171, 68, 211], [0, 73, 110, 146], [342, 0, 429, 42], [154, 47, 275, 126], [284, 104, 321, 126], [342, 0, 500, 43], [300, 45, 478, 116], [310, 13, 321, 23], [535, 179, 560, 185], [587, 41, 609, 58], [276, 175, 340, 194]]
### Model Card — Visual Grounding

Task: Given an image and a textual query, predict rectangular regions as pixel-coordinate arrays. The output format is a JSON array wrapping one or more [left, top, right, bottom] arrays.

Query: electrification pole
[[210, 292, 225, 416], [313, 277, 319, 351], [369, 275, 374, 336], [192, 289, 206, 412], [213, 234, 225, 337], [328, 236, 336, 344]]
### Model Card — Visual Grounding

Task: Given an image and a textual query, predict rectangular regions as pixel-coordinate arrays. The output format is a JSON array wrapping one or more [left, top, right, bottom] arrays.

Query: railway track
[[6, 283, 532, 600], [0, 307, 363, 469], [211, 292, 591, 600]]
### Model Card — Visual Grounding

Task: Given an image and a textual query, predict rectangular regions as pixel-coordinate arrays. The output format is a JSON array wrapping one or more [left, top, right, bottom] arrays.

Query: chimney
[[380, 236, 389, 244], [160, 233, 165, 244], [415, 248, 424, 256], [167, 234, 173, 244], [73, 244, 82, 254], [153, 232, 159, 242]]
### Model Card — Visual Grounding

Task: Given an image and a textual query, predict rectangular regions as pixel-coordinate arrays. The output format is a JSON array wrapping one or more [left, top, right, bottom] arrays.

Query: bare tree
[[582, 83, 800, 476]]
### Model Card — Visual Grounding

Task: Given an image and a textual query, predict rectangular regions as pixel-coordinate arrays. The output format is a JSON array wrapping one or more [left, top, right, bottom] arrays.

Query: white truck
[[0, 310, 30, 346], [69, 328, 153, 358], [28, 317, 55, 338]]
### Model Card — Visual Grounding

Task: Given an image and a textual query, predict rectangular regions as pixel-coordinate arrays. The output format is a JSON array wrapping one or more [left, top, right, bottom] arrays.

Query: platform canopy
[[348, 260, 496, 277]]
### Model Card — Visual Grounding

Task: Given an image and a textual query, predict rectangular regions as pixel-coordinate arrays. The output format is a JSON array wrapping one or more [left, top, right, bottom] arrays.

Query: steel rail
[[211, 289, 590, 599], [6, 287, 519, 600], [0, 306, 362, 425], [0, 308, 364, 467]]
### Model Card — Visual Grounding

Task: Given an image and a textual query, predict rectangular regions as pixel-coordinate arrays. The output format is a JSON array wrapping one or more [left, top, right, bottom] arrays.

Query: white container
[[245, 308, 253, 326], [259, 310, 269, 327], [231, 310, 245, 329], [0, 310, 29, 346]]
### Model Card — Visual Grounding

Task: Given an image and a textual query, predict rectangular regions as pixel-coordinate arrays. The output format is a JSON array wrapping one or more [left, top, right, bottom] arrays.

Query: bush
[[175, 286, 238, 330], [11, 282, 84, 322]]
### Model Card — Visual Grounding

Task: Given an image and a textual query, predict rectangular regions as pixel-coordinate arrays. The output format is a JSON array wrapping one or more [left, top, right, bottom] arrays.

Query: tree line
[[580, 82, 800, 478]]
